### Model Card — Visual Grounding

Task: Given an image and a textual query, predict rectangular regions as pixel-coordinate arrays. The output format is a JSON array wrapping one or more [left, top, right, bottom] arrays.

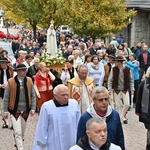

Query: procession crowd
[[0, 26, 150, 150]]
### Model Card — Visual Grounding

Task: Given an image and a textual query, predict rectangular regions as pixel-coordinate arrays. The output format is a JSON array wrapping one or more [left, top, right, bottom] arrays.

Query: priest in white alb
[[32, 84, 81, 150]]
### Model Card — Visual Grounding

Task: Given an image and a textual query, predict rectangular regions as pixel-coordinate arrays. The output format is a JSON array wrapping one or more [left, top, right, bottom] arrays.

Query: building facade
[[122, 0, 150, 47]]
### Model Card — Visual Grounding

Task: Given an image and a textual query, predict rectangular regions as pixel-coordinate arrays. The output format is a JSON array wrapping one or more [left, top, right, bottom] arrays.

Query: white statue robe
[[46, 27, 57, 56], [32, 99, 81, 150]]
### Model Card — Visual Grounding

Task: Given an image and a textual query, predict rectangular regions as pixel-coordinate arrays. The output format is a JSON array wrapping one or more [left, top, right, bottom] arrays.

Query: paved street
[[0, 108, 147, 150]]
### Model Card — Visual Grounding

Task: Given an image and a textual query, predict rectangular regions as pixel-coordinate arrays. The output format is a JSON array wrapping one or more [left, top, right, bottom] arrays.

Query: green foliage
[[0, 0, 136, 40], [65, 0, 136, 39]]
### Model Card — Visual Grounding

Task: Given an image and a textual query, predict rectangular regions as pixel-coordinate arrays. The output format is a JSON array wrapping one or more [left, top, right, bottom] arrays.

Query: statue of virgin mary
[[46, 21, 57, 56]]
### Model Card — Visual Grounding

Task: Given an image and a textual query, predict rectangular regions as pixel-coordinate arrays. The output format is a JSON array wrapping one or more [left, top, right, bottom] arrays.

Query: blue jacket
[[77, 109, 125, 150], [126, 60, 139, 80]]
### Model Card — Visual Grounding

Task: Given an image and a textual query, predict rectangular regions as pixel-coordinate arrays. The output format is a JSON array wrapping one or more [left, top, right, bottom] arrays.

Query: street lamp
[[0, 8, 4, 28]]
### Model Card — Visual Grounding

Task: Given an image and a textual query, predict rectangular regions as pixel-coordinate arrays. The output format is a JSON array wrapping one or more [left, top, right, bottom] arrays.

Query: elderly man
[[70, 118, 121, 150], [63, 45, 74, 59], [77, 86, 125, 150], [67, 64, 95, 114], [3, 64, 36, 150], [33, 84, 81, 150]]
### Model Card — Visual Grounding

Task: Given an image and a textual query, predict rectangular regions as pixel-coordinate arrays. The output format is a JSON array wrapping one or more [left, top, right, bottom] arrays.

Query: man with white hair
[[16, 50, 27, 66], [70, 118, 121, 150], [63, 45, 74, 59], [33, 84, 81, 150]]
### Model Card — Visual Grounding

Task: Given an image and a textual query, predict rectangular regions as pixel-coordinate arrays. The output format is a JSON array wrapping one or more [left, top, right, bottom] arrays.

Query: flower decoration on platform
[[40, 50, 66, 67]]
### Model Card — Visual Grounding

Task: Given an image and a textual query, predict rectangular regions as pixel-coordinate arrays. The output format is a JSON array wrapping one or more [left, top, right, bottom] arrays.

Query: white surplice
[[33, 99, 81, 150]]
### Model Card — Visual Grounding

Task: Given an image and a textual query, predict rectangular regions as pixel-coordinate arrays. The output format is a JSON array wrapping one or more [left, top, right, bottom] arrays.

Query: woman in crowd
[[72, 49, 83, 68], [117, 43, 129, 60], [81, 49, 90, 62], [34, 62, 55, 112], [100, 53, 109, 65], [60, 59, 77, 85], [84, 54, 92, 65], [87, 55, 105, 86], [97, 49, 104, 61], [106, 43, 116, 55], [126, 53, 139, 108]]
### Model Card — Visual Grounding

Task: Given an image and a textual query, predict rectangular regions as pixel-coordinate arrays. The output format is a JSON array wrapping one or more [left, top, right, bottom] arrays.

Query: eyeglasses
[[95, 97, 109, 102]]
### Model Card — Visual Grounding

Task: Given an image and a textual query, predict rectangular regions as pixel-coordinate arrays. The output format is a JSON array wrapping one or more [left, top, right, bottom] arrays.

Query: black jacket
[[138, 52, 150, 67], [63, 51, 72, 59], [26, 65, 38, 82], [88, 47, 97, 55], [136, 78, 150, 129]]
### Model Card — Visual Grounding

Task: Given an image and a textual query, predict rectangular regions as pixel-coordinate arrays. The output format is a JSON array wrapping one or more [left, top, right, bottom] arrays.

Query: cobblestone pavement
[[0, 108, 147, 150]]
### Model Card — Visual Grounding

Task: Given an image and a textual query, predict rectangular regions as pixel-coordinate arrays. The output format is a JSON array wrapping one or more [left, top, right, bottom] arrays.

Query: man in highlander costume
[[108, 56, 134, 124], [0, 57, 14, 129], [3, 64, 36, 150]]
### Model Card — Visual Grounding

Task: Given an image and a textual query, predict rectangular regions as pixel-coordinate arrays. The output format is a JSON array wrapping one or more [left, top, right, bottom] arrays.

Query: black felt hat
[[108, 54, 115, 59], [0, 57, 10, 63], [114, 56, 125, 61], [15, 64, 27, 71]]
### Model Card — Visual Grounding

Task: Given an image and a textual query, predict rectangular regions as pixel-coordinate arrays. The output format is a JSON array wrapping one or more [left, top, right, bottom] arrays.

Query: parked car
[[0, 39, 16, 65], [59, 25, 71, 33]]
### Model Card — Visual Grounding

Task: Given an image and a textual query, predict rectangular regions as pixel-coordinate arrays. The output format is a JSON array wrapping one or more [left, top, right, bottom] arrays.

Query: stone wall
[[131, 12, 149, 46], [120, 11, 150, 48]]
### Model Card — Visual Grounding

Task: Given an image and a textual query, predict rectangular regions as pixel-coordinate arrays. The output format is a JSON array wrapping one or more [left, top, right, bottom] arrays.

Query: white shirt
[[3, 70, 7, 85], [81, 83, 90, 114]]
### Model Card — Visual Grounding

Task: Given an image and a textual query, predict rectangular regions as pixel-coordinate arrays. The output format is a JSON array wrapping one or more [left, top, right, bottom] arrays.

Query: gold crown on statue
[[50, 20, 54, 24]]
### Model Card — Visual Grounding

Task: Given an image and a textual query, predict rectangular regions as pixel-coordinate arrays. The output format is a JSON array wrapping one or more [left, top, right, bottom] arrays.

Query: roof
[[125, 0, 150, 10]]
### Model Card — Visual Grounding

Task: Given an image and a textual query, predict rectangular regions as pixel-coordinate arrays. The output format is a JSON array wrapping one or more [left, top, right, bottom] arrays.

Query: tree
[[0, 0, 46, 40], [0, 0, 72, 39], [63, 0, 136, 41], [0, 0, 136, 42], [40, 0, 72, 29]]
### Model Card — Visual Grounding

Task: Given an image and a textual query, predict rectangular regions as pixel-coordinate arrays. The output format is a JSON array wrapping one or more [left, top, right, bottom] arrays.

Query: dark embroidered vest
[[112, 66, 130, 92], [8, 76, 33, 114]]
